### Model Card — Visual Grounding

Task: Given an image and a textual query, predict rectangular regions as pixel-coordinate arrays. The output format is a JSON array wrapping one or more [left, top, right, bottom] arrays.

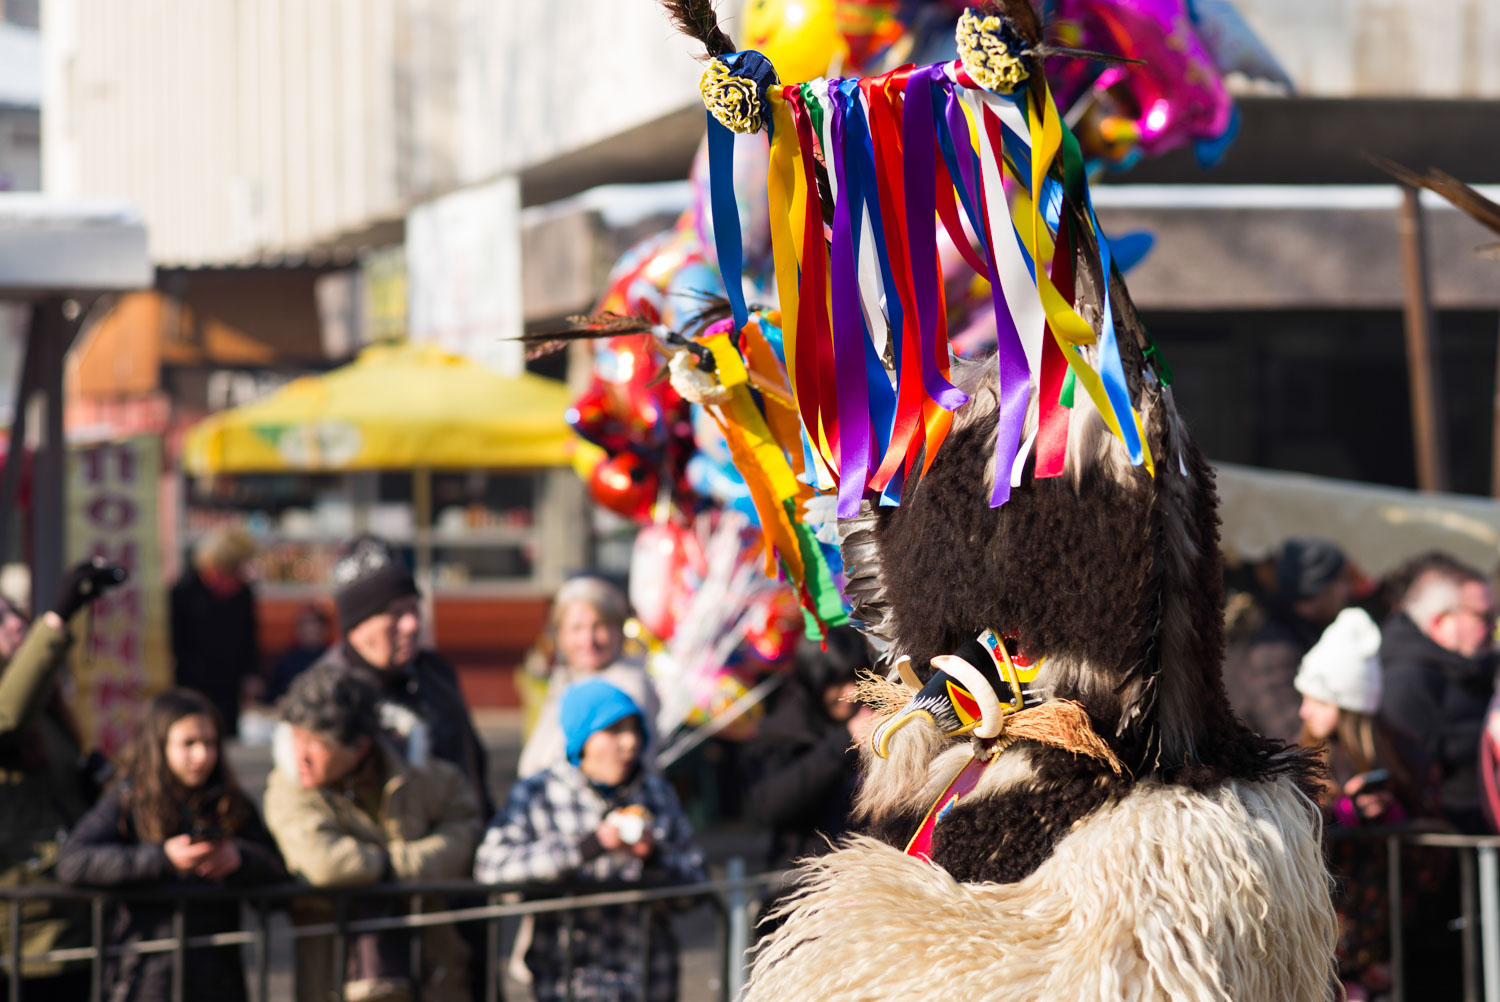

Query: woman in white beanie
[[1295, 607, 1439, 1001]]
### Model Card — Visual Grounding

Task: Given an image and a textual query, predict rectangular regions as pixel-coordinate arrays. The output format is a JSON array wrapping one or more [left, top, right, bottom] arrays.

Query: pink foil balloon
[[1048, 0, 1233, 160]]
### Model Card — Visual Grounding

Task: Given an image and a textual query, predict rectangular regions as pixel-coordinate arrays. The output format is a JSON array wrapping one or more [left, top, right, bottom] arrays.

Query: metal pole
[[484, 894, 501, 1002], [409, 894, 424, 1002], [638, 903, 653, 1001], [256, 898, 271, 1002], [30, 300, 68, 615], [1467, 849, 1481, 1002], [1479, 845, 1500, 1002], [726, 857, 749, 1001], [170, 898, 186, 1002], [1398, 186, 1451, 492], [0, 312, 41, 569], [8, 897, 22, 1001], [712, 895, 731, 1002], [562, 905, 576, 1002], [90, 896, 105, 1002], [333, 896, 349, 1002], [1388, 837, 1405, 1002], [413, 468, 436, 650]]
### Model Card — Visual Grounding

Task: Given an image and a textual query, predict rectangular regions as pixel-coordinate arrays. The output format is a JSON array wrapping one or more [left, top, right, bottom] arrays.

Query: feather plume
[[974, 0, 1043, 48], [659, 0, 736, 58], [518, 312, 655, 360]]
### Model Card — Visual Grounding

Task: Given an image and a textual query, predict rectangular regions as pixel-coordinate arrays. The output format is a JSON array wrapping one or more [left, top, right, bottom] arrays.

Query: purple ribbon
[[901, 65, 968, 416], [828, 79, 873, 518]]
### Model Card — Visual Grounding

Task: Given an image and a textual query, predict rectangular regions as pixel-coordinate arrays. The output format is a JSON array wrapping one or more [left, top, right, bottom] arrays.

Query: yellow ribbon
[[703, 330, 811, 582], [767, 94, 801, 405]]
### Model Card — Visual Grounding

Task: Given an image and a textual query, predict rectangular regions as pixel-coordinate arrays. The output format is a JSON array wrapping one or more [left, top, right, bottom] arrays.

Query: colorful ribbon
[[693, 40, 1165, 621]]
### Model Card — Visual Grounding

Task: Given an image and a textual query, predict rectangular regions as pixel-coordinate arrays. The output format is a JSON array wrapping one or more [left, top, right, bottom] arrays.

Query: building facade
[[38, 0, 1500, 490]]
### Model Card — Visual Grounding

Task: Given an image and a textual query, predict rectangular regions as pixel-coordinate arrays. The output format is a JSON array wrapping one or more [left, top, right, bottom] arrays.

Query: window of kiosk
[[182, 470, 549, 595]]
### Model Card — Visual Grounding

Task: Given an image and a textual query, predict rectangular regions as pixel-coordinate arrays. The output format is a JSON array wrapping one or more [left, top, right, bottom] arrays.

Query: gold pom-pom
[[699, 58, 764, 134], [956, 9, 1030, 95]]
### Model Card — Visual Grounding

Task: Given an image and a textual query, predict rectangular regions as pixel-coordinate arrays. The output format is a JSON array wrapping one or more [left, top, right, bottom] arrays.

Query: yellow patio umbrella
[[183, 341, 573, 474]]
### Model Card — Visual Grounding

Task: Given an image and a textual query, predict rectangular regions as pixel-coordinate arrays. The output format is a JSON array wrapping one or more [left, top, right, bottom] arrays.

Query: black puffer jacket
[[1378, 612, 1495, 833], [743, 680, 861, 869], [314, 642, 494, 817], [54, 784, 285, 1002]]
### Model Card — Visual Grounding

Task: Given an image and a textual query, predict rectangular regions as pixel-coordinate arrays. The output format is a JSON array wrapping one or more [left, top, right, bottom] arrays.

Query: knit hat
[[1275, 538, 1347, 602], [560, 679, 644, 766], [1294, 607, 1383, 714], [331, 535, 419, 634]]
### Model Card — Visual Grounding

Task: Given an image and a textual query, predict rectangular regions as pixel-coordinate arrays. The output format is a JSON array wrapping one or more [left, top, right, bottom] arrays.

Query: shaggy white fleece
[[747, 779, 1337, 1002]]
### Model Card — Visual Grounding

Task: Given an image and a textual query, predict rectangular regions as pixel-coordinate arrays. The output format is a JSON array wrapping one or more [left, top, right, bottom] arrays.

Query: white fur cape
[[746, 778, 1337, 1002]]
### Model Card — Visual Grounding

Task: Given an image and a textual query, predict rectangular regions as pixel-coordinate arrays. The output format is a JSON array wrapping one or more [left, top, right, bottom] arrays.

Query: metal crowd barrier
[[0, 858, 784, 1002], [16, 830, 1500, 1002], [1323, 828, 1500, 1002]]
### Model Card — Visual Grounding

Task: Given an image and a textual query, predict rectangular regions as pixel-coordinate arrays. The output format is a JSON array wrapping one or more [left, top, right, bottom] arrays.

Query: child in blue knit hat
[[474, 679, 705, 1002]]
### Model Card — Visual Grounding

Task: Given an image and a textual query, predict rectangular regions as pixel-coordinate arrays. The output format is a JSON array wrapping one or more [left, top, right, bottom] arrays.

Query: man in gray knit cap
[[311, 534, 492, 817]]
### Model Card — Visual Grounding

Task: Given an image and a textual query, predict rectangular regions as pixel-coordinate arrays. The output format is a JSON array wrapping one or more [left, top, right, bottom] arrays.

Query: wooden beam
[[1398, 187, 1450, 492]]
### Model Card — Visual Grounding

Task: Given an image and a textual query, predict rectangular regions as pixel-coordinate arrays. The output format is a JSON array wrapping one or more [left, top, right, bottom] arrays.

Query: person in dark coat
[[1379, 556, 1495, 835], [170, 527, 260, 737], [56, 689, 284, 1002], [744, 626, 874, 870], [1226, 538, 1350, 744]]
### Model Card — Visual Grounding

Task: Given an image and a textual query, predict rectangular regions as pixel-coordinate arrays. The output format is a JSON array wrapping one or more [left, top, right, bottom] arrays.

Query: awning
[[1215, 462, 1500, 576], [183, 341, 573, 474]]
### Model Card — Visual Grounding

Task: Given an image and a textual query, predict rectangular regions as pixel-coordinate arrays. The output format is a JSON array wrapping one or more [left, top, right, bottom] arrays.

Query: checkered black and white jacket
[[474, 763, 706, 1002]]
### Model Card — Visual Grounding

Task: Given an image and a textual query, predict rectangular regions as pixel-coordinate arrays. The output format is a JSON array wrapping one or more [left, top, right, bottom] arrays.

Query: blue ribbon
[[705, 115, 749, 333], [703, 52, 780, 334]]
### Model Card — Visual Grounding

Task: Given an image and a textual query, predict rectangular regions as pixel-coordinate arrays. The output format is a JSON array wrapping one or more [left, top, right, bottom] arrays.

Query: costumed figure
[[539, 1, 1339, 997], [552, 0, 1291, 751]]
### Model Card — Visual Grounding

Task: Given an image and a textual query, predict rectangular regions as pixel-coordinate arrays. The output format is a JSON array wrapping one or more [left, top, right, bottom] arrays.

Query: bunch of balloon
[[566, 335, 696, 522]]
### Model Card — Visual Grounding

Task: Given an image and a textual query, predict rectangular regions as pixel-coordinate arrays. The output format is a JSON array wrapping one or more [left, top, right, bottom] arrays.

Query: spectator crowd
[[0, 534, 731, 1002], [8, 523, 1500, 1002], [1227, 539, 1500, 1002]]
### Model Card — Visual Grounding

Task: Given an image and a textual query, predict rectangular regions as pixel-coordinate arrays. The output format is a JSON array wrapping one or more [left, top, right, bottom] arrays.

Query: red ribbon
[[905, 752, 994, 861], [1034, 213, 1074, 478], [935, 154, 990, 279], [785, 86, 841, 475]]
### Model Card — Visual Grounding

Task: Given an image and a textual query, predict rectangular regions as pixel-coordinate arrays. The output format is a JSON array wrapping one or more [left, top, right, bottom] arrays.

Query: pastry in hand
[[607, 805, 654, 844]]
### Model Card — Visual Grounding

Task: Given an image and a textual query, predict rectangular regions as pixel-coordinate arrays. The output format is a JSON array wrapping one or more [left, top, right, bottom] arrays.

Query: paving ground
[[226, 709, 773, 1001]]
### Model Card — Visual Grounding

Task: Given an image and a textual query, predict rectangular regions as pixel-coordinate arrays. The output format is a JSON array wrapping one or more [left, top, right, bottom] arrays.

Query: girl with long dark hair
[[56, 688, 284, 1002]]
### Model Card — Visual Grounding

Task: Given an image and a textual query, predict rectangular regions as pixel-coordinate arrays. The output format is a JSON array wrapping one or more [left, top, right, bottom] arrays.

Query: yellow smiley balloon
[[742, 0, 849, 83]]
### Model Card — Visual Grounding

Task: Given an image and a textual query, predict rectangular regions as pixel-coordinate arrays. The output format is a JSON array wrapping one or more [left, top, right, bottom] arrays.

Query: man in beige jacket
[[265, 663, 481, 1002]]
